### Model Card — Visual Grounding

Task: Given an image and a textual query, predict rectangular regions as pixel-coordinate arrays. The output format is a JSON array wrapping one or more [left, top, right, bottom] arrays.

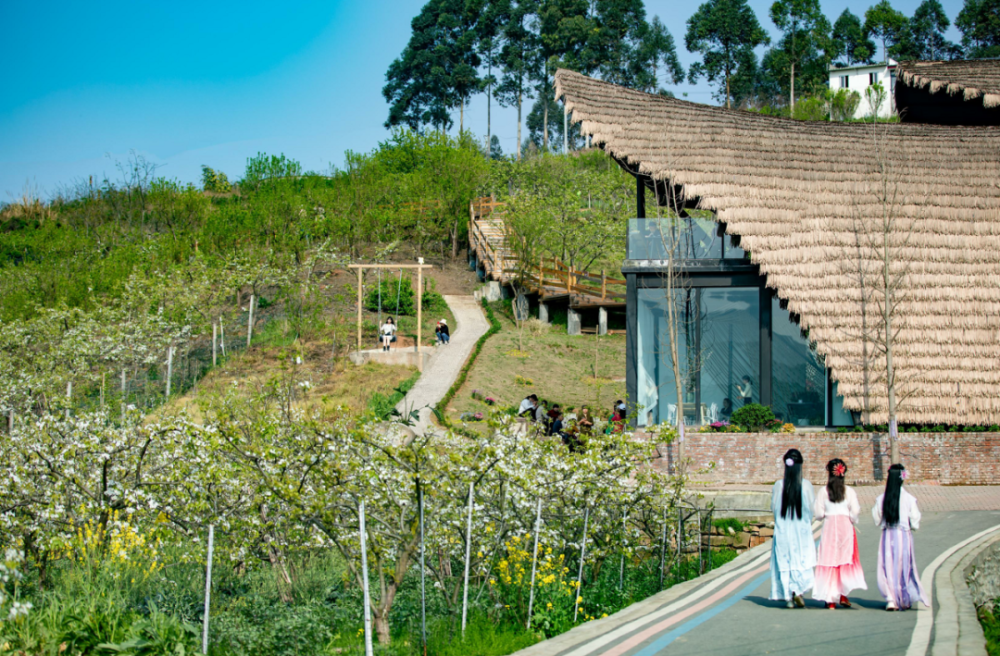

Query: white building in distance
[[829, 59, 897, 119]]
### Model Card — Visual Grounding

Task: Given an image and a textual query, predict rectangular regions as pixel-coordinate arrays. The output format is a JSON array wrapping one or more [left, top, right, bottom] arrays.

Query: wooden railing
[[469, 197, 625, 307]]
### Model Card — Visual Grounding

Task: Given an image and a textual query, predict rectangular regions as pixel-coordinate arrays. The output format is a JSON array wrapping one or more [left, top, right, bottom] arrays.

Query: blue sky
[[0, 0, 964, 198]]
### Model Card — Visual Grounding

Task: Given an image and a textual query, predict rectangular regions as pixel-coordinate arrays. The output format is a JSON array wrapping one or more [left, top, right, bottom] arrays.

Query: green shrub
[[364, 276, 446, 318], [979, 601, 1000, 656], [712, 517, 746, 533], [730, 404, 776, 432]]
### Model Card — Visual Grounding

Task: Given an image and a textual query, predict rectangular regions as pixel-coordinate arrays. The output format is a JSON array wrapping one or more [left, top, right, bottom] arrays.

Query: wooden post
[[100, 372, 105, 409], [565, 262, 572, 295], [166, 347, 173, 398], [7, 409, 13, 434], [538, 258, 543, 293], [357, 267, 363, 351], [416, 264, 423, 371], [461, 482, 474, 635], [220, 317, 226, 356], [202, 524, 215, 655], [66, 381, 72, 418], [359, 501, 374, 656], [601, 270, 607, 299], [246, 295, 255, 348], [212, 323, 218, 367], [526, 498, 543, 630]]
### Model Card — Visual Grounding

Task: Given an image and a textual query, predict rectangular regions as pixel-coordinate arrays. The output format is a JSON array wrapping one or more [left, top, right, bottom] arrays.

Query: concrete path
[[394, 295, 488, 435], [515, 505, 1000, 656]]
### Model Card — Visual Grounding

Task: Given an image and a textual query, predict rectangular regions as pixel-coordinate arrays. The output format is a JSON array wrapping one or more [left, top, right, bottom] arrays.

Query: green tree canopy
[[864, 0, 909, 62], [905, 0, 961, 60], [633, 15, 686, 93], [832, 9, 876, 65], [769, 0, 832, 111], [495, 0, 541, 160], [956, 0, 1000, 58], [686, 0, 771, 109]]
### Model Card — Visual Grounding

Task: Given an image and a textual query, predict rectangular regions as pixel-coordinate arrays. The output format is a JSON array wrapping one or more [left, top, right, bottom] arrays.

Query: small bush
[[730, 404, 776, 432], [364, 276, 446, 317], [713, 517, 746, 533]]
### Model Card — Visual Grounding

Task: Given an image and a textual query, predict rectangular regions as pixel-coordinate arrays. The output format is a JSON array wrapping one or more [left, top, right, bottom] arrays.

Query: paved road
[[517, 507, 1000, 656], [395, 294, 488, 435]]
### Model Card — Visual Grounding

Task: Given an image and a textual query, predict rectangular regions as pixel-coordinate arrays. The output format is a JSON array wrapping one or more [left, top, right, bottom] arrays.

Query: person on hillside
[[435, 319, 450, 345], [770, 449, 817, 608], [615, 400, 627, 421], [873, 464, 929, 611], [518, 394, 538, 418], [736, 376, 753, 406], [380, 317, 397, 352], [577, 407, 594, 434], [534, 399, 548, 425], [813, 459, 867, 609], [606, 404, 625, 434]]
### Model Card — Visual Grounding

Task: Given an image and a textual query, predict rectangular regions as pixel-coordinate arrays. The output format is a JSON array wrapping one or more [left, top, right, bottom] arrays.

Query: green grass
[[981, 601, 1000, 656], [712, 518, 747, 534], [446, 303, 625, 425]]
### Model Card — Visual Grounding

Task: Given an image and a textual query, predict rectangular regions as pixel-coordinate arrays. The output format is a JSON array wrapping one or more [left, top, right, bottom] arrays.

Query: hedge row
[[435, 299, 501, 429]]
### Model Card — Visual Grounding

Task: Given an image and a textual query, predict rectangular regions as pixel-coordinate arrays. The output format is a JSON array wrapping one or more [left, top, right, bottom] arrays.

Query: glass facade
[[636, 287, 759, 427], [627, 218, 746, 261], [770, 297, 825, 427], [634, 285, 850, 428]]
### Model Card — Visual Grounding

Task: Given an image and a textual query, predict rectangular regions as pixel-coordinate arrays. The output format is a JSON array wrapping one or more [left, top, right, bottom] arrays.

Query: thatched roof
[[897, 60, 1000, 109], [554, 68, 1000, 425]]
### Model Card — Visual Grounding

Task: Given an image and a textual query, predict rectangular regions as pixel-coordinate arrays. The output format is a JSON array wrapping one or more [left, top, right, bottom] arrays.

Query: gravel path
[[395, 295, 489, 435]]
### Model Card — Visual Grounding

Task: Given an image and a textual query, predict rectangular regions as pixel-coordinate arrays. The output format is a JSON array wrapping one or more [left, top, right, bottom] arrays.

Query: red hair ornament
[[833, 463, 847, 477]]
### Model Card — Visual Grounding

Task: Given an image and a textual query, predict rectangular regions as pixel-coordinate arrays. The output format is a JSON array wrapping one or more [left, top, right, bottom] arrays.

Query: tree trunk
[[375, 611, 391, 645], [517, 87, 523, 161], [451, 222, 459, 258], [726, 74, 731, 110], [790, 62, 796, 115], [460, 98, 464, 133], [883, 233, 899, 464], [543, 77, 549, 151], [268, 546, 294, 603]]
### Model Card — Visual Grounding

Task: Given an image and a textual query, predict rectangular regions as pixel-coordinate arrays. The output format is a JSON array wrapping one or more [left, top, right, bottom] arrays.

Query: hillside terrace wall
[[640, 432, 1000, 486]]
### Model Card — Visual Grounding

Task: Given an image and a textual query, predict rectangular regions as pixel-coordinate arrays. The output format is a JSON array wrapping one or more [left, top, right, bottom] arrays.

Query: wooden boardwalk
[[468, 197, 626, 310]]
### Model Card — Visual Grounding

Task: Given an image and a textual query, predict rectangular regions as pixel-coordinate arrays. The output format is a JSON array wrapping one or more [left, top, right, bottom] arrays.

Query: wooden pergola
[[348, 262, 434, 364]]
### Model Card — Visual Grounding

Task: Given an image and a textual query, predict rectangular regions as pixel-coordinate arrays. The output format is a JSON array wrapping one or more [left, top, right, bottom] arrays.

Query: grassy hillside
[[446, 305, 626, 425]]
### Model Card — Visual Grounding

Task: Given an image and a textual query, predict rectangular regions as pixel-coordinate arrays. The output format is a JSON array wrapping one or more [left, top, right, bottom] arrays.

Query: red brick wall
[[644, 432, 1000, 485]]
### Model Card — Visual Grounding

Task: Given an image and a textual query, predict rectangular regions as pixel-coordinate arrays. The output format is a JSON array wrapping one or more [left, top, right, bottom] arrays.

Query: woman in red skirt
[[812, 458, 867, 609]]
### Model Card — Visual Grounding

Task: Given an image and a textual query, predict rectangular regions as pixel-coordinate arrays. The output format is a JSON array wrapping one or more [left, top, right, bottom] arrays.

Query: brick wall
[[644, 432, 1000, 485]]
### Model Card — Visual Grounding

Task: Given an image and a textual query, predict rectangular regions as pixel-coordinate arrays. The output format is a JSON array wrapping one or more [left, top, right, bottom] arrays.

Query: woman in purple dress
[[872, 463, 929, 611]]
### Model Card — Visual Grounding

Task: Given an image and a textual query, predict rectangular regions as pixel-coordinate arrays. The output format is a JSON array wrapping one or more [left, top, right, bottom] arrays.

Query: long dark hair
[[882, 464, 905, 527], [826, 458, 847, 503], [781, 449, 804, 520]]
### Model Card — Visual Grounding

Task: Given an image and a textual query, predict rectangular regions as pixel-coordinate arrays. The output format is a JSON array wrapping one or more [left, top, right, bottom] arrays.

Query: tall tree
[[495, 0, 540, 161], [478, 0, 505, 149], [686, 0, 771, 109], [908, 0, 960, 59], [864, 0, 909, 62], [633, 15, 686, 94], [536, 0, 591, 151], [383, 0, 484, 131], [585, 0, 652, 87], [956, 0, 1000, 58], [832, 9, 876, 65], [770, 0, 831, 113]]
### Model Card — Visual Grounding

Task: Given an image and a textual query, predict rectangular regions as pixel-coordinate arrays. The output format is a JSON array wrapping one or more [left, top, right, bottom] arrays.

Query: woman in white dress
[[770, 448, 817, 608], [380, 316, 396, 352]]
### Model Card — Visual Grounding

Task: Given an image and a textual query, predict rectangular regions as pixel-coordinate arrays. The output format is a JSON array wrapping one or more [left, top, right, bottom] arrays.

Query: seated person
[[615, 400, 627, 420], [549, 410, 565, 437], [720, 398, 733, 420], [534, 400, 548, 425], [518, 394, 538, 418], [577, 407, 594, 434], [435, 319, 450, 344]]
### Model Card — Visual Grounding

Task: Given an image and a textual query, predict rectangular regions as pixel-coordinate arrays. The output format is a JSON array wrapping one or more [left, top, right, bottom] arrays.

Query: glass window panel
[[827, 378, 854, 426], [699, 289, 760, 425], [724, 233, 746, 259], [771, 297, 825, 427], [628, 218, 722, 260], [636, 288, 694, 427]]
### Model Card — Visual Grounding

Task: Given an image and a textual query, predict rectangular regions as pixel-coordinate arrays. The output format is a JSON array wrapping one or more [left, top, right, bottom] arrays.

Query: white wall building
[[828, 59, 897, 120]]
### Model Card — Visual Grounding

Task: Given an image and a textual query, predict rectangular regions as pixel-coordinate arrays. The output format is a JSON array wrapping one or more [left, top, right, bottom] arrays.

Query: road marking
[[905, 523, 1000, 656], [603, 564, 769, 656], [559, 550, 772, 656], [631, 571, 771, 656]]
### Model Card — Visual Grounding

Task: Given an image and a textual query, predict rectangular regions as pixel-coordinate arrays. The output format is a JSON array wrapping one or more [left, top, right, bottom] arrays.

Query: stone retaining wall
[[643, 432, 1000, 485], [966, 537, 1000, 608]]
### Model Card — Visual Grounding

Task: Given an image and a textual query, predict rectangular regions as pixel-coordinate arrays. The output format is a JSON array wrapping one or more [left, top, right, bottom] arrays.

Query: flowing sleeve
[[802, 481, 815, 521], [872, 494, 883, 526], [812, 486, 826, 521], [771, 481, 781, 517], [908, 494, 922, 531], [848, 487, 861, 525]]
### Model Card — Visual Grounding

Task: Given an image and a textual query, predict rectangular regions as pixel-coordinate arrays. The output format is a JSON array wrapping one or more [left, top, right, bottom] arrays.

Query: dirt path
[[395, 295, 489, 434]]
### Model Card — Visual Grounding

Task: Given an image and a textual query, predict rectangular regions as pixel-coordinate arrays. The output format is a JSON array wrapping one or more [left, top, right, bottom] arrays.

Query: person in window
[[721, 398, 734, 420], [380, 317, 397, 352], [736, 376, 753, 406]]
